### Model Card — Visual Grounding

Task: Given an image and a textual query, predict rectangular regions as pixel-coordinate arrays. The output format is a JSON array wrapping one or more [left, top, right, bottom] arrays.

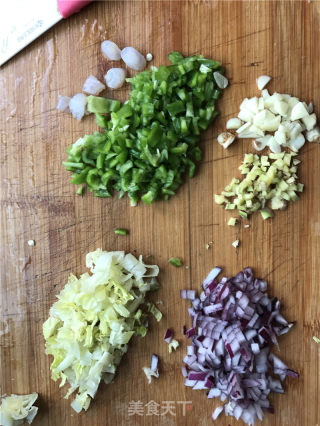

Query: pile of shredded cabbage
[[0, 393, 38, 426], [43, 249, 160, 413]]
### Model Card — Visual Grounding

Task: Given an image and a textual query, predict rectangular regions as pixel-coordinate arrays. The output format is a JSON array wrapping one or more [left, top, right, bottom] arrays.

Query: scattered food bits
[[142, 367, 159, 384], [146, 53, 153, 62], [232, 239, 240, 248], [28, 240, 35, 246], [168, 339, 179, 353], [228, 217, 237, 226], [313, 336, 320, 344], [169, 257, 183, 267], [114, 228, 128, 236], [244, 224, 250, 228]]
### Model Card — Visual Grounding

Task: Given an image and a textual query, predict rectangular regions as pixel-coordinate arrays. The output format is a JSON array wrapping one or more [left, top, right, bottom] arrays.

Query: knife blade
[[0, 0, 92, 66]]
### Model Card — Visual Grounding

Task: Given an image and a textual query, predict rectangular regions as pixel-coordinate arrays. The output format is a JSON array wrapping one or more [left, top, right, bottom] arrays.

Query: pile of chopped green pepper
[[63, 52, 226, 205]]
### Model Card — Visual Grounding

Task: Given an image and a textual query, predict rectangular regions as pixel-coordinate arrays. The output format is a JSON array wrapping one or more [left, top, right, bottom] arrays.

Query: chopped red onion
[[181, 267, 298, 425]]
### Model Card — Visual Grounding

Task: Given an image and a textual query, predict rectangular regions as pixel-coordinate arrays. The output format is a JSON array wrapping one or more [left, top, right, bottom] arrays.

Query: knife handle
[[57, 0, 93, 19]]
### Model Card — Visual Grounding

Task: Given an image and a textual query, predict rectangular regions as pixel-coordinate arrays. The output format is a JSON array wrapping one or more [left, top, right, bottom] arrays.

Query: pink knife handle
[[57, 0, 93, 19]]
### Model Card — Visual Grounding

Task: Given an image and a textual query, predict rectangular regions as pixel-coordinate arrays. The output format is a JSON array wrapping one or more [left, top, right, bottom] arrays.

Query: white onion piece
[[253, 110, 280, 131], [289, 134, 305, 152], [253, 135, 271, 151], [69, 93, 87, 121], [268, 136, 282, 153], [236, 122, 251, 134], [226, 118, 242, 130], [121, 47, 146, 71], [213, 72, 228, 89], [256, 75, 271, 90], [105, 68, 126, 89], [261, 89, 270, 99], [101, 40, 121, 60], [238, 109, 253, 123], [82, 75, 105, 95], [245, 97, 259, 113], [57, 95, 71, 112], [274, 125, 287, 145], [217, 132, 236, 149], [290, 101, 309, 120], [306, 126, 320, 143], [302, 113, 317, 131]]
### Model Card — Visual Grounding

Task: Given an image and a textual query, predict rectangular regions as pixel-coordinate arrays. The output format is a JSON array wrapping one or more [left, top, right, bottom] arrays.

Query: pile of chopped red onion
[[181, 267, 298, 425]]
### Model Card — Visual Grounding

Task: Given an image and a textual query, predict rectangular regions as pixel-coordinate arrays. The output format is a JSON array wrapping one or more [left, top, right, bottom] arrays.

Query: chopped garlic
[[256, 75, 271, 90]]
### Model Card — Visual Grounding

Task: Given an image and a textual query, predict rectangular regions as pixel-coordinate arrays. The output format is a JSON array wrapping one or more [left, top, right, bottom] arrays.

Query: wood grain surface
[[1, 1, 320, 425]]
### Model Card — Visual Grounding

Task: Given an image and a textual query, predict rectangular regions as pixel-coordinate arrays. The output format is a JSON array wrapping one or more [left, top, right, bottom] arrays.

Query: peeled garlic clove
[[105, 68, 126, 89], [217, 132, 236, 149], [256, 75, 271, 90], [226, 118, 243, 130], [101, 40, 121, 60], [121, 46, 146, 71], [213, 71, 228, 89]]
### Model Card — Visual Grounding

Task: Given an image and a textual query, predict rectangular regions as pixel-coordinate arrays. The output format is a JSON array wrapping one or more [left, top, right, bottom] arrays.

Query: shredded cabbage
[[168, 339, 179, 353], [43, 249, 160, 412], [142, 367, 159, 384], [0, 394, 38, 426]]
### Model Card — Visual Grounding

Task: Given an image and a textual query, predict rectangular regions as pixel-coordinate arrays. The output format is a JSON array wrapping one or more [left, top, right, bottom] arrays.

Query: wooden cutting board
[[1, 1, 320, 425]]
